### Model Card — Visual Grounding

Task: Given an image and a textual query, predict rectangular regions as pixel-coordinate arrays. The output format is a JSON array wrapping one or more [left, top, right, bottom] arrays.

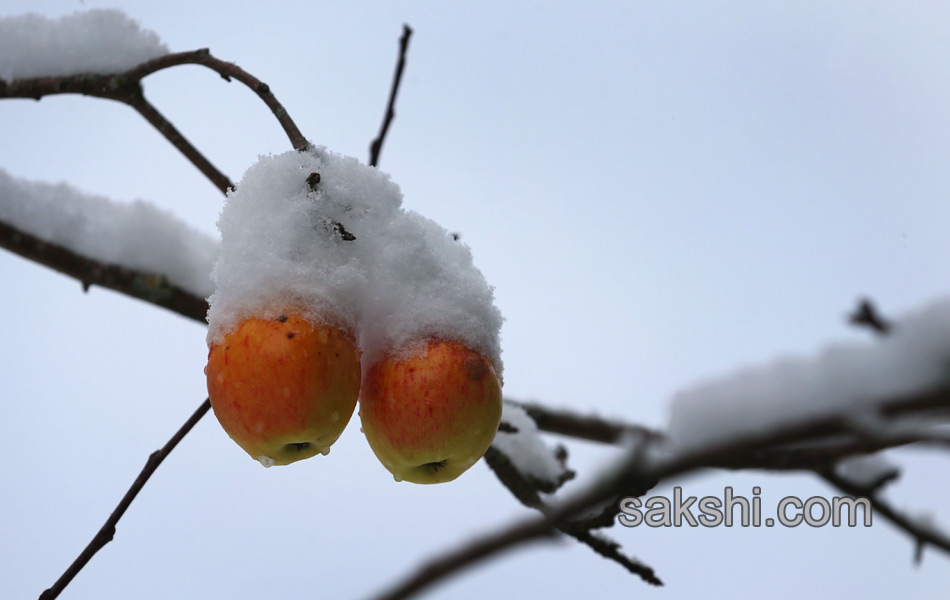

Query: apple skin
[[359, 339, 503, 484], [206, 312, 361, 467]]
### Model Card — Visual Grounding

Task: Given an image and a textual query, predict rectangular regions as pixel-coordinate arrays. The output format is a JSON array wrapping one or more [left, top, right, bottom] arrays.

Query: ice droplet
[[331, 411, 339, 422], [257, 456, 275, 468], [320, 447, 330, 456]]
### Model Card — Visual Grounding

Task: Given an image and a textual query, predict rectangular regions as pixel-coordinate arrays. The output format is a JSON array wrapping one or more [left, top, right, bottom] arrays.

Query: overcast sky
[[2, 1, 949, 599]]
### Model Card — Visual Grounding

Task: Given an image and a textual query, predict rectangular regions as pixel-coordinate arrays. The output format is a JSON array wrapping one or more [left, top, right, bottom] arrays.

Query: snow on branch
[[486, 404, 661, 585], [398, 375, 950, 599], [0, 10, 167, 80], [461, 301, 950, 597], [0, 169, 216, 320], [669, 298, 950, 449]]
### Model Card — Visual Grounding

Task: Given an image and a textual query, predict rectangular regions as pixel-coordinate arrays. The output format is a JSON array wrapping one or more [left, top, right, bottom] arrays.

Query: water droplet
[[283, 387, 291, 398], [393, 474, 402, 482], [320, 447, 330, 456], [331, 411, 339, 422], [216, 373, 225, 383], [257, 456, 275, 468], [359, 426, 364, 433]]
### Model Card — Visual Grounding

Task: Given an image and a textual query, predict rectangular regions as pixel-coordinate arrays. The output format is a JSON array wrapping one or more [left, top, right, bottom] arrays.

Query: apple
[[359, 339, 503, 484], [206, 312, 361, 467]]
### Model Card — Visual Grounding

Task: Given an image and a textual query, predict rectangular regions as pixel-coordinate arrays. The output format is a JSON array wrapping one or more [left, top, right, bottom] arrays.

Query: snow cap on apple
[[207, 147, 502, 369]]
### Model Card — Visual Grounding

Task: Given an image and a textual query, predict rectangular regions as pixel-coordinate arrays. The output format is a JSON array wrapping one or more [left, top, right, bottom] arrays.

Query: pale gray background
[[1, 1, 948, 598]]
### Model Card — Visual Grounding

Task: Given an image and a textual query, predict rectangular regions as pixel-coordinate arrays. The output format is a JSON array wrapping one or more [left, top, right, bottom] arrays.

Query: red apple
[[206, 312, 361, 467], [359, 339, 503, 483]]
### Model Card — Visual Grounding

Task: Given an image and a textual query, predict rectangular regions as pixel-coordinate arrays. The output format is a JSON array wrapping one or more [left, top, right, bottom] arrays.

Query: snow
[[0, 9, 167, 81], [668, 299, 950, 448], [0, 168, 218, 298], [206, 148, 504, 370], [492, 402, 569, 485]]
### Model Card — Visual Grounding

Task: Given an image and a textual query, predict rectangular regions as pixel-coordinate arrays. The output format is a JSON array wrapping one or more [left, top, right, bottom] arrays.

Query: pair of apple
[[205, 311, 502, 483]]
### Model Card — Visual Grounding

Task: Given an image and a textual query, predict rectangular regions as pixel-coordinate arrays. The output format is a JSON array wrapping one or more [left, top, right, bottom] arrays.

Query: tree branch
[[2, 71, 233, 195], [369, 25, 413, 167], [1, 47, 312, 194], [509, 399, 664, 445], [38, 399, 212, 600], [0, 220, 208, 324], [123, 49, 310, 152], [127, 94, 234, 194], [484, 447, 662, 585], [366, 515, 559, 600], [820, 470, 950, 561], [374, 381, 950, 599]]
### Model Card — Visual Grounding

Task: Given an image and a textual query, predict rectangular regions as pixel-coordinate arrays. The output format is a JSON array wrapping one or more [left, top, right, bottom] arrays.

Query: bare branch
[[366, 515, 559, 600], [0, 220, 208, 324], [509, 399, 664, 445], [38, 399, 212, 600], [378, 381, 950, 599], [1, 47, 312, 193], [369, 25, 413, 167], [484, 447, 662, 585], [820, 470, 950, 561], [123, 49, 310, 152], [2, 71, 234, 195], [127, 95, 234, 194]]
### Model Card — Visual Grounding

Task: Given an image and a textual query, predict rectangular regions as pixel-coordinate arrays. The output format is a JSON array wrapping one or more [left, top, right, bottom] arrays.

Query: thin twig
[[366, 516, 559, 600], [849, 298, 893, 336], [2, 47, 312, 193], [38, 399, 212, 600], [820, 470, 950, 561], [510, 399, 664, 445], [0, 220, 208, 323], [123, 49, 310, 152], [2, 72, 234, 195], [127, 95, 234, 194], [369, 25, 413, 167], [484, 447, 662, 585]]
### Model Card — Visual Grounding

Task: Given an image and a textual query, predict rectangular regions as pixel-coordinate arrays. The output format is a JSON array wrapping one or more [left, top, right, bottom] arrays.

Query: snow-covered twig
[[378, 379, 950, 599], [38, 399, 211, 600], [369, 24, 412, 167], [0, 219, 208, 323]]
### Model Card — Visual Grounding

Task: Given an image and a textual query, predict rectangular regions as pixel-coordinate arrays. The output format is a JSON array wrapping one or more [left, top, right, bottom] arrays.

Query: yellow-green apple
[[206, 312, 361, 467], [359, 339, 503, 483]]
